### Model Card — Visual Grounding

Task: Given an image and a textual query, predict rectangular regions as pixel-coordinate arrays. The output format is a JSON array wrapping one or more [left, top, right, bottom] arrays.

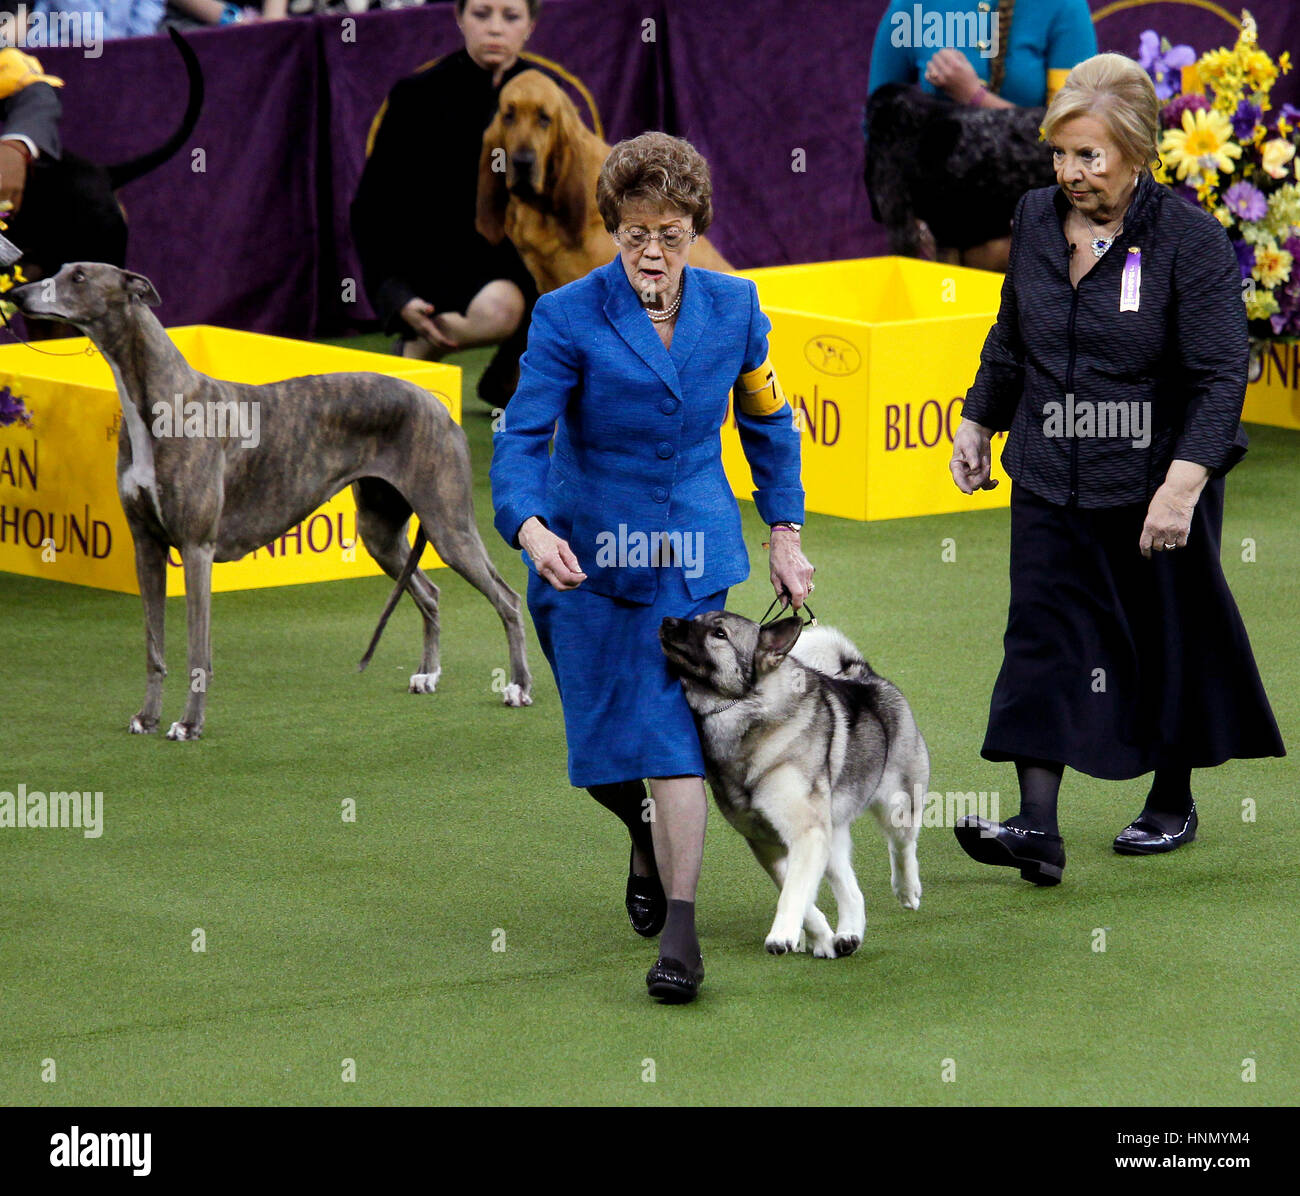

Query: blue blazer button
[[659, 397, 679, 414], [651, 486, 669, 503], [656, 442, 674, 459]]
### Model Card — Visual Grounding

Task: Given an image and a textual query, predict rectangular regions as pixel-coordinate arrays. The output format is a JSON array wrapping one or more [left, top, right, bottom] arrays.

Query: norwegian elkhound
[[659, 612, 927, 958]]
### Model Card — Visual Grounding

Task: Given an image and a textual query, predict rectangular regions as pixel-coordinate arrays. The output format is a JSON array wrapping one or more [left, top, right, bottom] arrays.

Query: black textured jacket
[[962, 170, 1249, 507]]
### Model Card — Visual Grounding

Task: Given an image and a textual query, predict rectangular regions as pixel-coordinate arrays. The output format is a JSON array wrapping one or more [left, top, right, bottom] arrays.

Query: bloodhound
[[476, 70, 732, 293]]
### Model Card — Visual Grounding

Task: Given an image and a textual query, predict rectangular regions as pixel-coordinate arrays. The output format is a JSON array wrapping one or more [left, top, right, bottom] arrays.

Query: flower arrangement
[[0, 211, 25, 324], [0, 383, 32, 429], [1144, 12, 1299, 339]]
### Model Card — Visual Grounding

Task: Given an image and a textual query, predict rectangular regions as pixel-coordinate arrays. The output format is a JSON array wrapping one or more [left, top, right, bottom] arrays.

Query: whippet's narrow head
[[8, 262, 161, 331]]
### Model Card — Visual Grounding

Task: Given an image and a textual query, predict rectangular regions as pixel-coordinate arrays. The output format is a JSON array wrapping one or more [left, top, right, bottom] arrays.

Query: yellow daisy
[[1252, 244, 1293, 288], [1261, 138, 1297, 179], [1161, 108, 1242, 180]]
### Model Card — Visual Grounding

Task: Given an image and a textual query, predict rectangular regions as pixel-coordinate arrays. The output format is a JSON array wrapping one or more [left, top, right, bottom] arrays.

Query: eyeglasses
[[614, 225, 696, 251]]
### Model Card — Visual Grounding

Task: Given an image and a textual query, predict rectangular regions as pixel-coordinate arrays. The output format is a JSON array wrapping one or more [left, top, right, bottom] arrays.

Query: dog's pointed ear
[[123, 271, 161, 307], [549, 101, 589, 247], [476, 113, 509, 245], [756, 617, 803, 672]]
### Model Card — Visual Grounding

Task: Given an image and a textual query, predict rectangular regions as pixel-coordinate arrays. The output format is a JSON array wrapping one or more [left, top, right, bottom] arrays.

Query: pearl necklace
[[644, 284, 682, 323]]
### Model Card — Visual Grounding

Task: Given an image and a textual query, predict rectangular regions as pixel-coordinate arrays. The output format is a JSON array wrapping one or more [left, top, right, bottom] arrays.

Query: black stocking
[[1138, 765, 1194, 835], [586, 781, 656, 872], [1009, 757, 1064, 838]]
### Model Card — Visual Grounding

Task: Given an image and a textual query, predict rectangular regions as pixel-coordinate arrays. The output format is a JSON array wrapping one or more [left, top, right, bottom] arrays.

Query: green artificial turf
[[1, 338, 1296, 1106]]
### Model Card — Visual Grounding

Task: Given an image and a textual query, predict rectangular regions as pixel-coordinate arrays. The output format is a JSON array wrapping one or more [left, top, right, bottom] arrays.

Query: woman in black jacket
[[950, 53, 1284, 883], [350, 0, 542, 404]]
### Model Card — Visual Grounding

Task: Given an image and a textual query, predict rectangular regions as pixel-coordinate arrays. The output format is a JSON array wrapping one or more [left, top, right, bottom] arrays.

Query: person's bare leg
[[649, 775, 707, 964], [431, 279, 525, 350]]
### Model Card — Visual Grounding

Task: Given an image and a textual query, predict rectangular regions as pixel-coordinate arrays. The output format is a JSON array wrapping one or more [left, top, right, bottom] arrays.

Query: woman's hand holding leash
[[768, 524, 814, 609], [950, 418, 1000, 494], [519, 515, 587, 590]]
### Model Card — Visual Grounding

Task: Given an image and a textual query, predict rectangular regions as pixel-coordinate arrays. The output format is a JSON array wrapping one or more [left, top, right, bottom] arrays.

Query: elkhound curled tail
[[659, 612, 927, 958]]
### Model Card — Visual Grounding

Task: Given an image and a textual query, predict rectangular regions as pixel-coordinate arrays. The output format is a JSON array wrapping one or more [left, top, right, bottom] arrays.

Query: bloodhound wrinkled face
[[477, 69, 591, 246]]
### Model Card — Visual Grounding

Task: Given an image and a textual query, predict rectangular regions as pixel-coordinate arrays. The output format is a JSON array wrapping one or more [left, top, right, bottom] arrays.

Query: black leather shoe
[[1113, 803, 1197, 855], [954, 815, 1066, 886], [646, 955, 704, 1003], [626, 847, 667, 937]]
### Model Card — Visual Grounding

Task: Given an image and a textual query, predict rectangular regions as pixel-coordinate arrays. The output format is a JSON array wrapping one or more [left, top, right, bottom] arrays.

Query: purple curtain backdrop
[[24, 0, 1300, 337]]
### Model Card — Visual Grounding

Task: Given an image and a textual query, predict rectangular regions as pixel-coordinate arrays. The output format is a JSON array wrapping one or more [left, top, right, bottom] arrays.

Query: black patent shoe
[[954, 815, 1066, 886], [1113, 803, 1198, 855], [646, 955, 704, 1004], [626, 847, 667, 937]]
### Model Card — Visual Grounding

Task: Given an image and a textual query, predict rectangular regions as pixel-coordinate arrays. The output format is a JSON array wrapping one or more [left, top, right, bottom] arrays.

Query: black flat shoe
[[646, 955, 704, 1004], [1113, 803, 1197, 855], [954, 815, 1066, 886], [626, 847, 667, 937]]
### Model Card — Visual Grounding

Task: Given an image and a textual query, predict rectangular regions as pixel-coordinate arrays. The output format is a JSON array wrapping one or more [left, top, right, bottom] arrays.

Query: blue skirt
[[527, 567, 728, 788]]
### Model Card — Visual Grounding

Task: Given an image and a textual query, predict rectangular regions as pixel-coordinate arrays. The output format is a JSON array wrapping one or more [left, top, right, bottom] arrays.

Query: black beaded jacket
[[961, 170, 1249, 507]]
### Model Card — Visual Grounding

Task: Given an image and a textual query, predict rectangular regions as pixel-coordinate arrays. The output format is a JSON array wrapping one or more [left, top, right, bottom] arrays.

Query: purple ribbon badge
[[1120, 247, 1141, 312]]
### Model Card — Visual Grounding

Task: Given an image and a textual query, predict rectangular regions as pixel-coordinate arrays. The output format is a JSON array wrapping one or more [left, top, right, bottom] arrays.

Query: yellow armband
[[734, 357, 787, 417], [1045, 68, 1070, 106], [0, 49, 64, 101]]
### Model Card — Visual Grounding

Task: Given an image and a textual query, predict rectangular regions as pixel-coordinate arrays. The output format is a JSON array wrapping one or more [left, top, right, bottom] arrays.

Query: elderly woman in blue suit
[[491, 132, 812, 1004]]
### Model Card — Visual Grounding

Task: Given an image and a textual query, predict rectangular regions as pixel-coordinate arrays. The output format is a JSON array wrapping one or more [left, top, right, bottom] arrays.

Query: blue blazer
[[491, 258, 804, 604]]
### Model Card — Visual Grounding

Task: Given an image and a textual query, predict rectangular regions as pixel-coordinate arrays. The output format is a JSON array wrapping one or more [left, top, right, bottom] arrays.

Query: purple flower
[[1281, 104, 1300, 123], [1233, 239, 1257, 279], [1270, 279, 1300, 335], [0, 385, 32, 428], [1162, 91, 1211, 130], [1139, 30, 1197, 101], [1224, 181, 1268, 222], [1231, 99, 1261, 140]]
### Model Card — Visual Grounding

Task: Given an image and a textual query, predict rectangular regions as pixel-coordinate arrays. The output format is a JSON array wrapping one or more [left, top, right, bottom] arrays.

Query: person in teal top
[[868, 0, 1097, 110], [866, 0, 1097, 270]]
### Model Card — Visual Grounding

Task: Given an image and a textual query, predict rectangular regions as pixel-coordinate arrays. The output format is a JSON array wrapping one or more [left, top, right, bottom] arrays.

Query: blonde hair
[[1041, 53, 1161, 173]]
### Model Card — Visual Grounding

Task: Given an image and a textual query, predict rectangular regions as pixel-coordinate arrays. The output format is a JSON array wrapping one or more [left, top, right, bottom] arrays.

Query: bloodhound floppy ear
[[547, 95, 590, 248], [476, 110, 510, 245]]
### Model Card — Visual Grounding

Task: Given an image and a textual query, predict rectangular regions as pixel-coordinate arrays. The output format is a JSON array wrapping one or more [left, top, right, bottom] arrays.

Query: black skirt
[[982, 480, 1285, 779]]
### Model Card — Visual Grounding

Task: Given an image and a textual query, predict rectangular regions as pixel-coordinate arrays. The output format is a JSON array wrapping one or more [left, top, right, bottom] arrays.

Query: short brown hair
[[1041, 53, 1161, 173], [596, 132, 714, 235]]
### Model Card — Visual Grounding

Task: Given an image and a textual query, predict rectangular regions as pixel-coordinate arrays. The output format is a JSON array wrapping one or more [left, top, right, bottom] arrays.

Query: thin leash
[[758, 588, 817, 628], [0, 303, 97, 357], [0, 231, 97, 357]]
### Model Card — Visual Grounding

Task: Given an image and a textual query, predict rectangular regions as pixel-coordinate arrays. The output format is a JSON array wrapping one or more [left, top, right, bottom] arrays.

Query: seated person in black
[[351, 0, 542, 405]]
